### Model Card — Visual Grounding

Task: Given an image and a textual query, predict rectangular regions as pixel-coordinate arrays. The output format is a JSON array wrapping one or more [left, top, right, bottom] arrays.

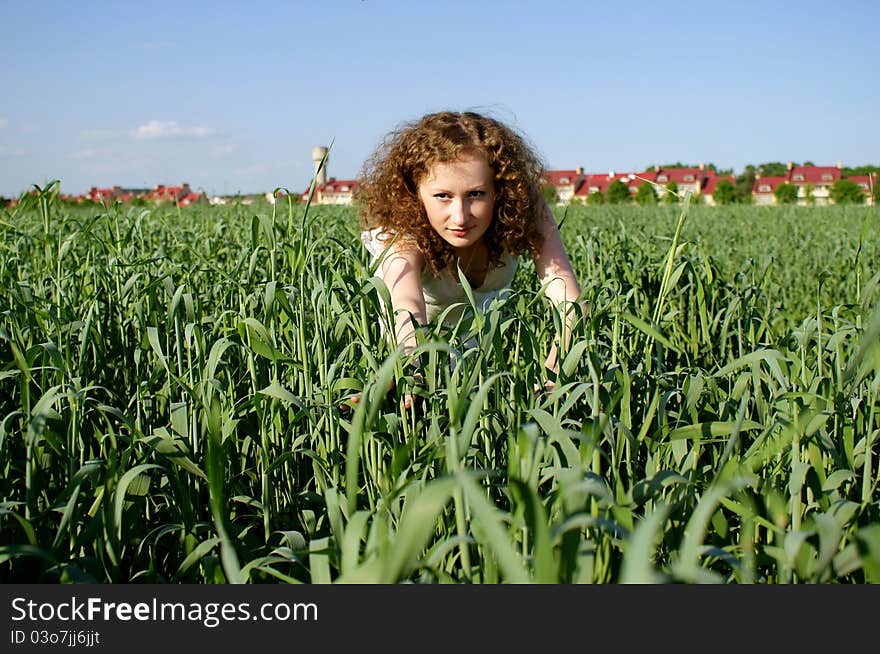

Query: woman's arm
[[377, 247, 427, 410], [379, 246, 427, 356], [531, 202, 584, 376]]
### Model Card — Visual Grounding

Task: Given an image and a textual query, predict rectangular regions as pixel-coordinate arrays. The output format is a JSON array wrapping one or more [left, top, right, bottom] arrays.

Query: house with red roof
[[572, 173, 615, 202], [178, 191, 204, 206], [653, 165, 708, 198], [848, 173, 877, 205], [583, 173, 613, 196], [609, 172, 652, 198], [627, 171, 659, 197], [752, 176, 789, 205], [80, 183, 204, 206], [145, 183, 193, 204], [571, 168, 706, 203], [787, 162, 841, 205], [86, 186, 120, 203], [570, 171, 632, 202], [299, 177, 360, 205], [750, 163, 873, 205], [539, 168, 585, 204], [702, 174, 737, 206]]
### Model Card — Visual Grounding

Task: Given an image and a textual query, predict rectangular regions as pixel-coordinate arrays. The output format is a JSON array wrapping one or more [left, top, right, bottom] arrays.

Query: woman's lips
[[449, 228, 470, 237]]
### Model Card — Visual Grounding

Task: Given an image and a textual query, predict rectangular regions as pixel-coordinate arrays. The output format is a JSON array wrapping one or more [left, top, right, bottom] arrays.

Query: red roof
[[87, 187, 116, 201], [322, 179, 358, 193], [703, 174, 736, 195], [607, 173, 638, 188], [539, 170, 582, 187], [753, 176, 788, 194], [629, 171, 658, 188], [848, 174, 876, 193], [300, 179, 360, 200], [574, 173, 615, 196], [178, 192, 203, 206], [654, 168, 705, 185], [788, 166, 841, 185]]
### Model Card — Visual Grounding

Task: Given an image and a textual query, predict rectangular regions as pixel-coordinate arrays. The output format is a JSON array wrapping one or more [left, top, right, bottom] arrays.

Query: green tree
[[605, 179, 631, 204], [634, 183, 657, 205], [841, 164, 880, 177], [713, 179, 736, 205], [735, 165, 756, 204], [775, 183, 798, 204], [760, 162, 793, 177], [830, 179, 867, 204], [587, 191, 604, 205], [804, 183, 815, 206], [662, 181, 679, 204], [542, 184, 559, 205]]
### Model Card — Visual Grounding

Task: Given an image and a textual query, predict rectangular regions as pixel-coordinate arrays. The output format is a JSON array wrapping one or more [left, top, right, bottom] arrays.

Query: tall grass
[[1, 187, 878, 583]]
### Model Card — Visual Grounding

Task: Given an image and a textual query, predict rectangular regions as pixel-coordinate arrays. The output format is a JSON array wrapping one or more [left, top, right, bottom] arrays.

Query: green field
[[1, 186, 878, 583]]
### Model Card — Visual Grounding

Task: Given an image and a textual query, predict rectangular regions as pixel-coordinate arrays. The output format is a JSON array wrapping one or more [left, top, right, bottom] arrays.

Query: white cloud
[[133, 120, 214, 140]]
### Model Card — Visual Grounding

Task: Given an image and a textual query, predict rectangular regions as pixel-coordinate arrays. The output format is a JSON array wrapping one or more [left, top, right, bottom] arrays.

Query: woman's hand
[[338, 367, 424, 412], [533, 348, 558, 396], [401, 370, 424, 410]]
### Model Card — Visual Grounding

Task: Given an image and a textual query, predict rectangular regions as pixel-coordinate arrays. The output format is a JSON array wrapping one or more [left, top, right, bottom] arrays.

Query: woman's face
[[417, 152, 496, 257]]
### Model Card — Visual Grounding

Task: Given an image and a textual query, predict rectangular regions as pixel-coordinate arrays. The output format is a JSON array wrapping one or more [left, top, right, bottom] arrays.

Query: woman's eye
[[433, 193, 449, 199], [469, 191, 485, 198]]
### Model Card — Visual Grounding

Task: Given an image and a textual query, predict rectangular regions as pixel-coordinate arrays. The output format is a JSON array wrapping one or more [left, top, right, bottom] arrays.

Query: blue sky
[[1, 0, 877, 197]]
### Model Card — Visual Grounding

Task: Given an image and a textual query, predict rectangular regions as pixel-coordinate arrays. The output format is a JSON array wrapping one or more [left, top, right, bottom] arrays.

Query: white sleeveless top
[[360, 227, 518, 325]]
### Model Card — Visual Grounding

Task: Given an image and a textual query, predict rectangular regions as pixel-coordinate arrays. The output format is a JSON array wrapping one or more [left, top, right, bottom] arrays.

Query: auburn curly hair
[[355, 111, 547, 277]]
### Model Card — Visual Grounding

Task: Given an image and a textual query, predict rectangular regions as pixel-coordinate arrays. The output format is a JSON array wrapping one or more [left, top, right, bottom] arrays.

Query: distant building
[[539, 168, 584, 204], [82, 183, 204, 205], [572, 173, 615, 202], [752, 175, 789, 205], [554, 164, 709, 204], [787, 162, 841, 205], [848, 173, 877, 205], [702, 174, 737, 206], [299, 146, 359, 205], [654, 164, 707, 198], [626, 170, 659, 197], [546, 160, 874, 206], [749, 162, 873, 205]]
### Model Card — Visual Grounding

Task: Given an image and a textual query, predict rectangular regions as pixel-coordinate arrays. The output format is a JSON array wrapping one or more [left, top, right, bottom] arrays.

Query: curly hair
[[355, 111, 547, 277]]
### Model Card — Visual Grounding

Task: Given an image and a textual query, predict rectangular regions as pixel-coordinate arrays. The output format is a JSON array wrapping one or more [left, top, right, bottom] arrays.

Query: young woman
[[356, 111, 583, 406]]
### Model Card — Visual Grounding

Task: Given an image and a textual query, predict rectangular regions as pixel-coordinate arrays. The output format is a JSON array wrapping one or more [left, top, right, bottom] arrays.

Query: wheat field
[[1, 184, 878, 583]]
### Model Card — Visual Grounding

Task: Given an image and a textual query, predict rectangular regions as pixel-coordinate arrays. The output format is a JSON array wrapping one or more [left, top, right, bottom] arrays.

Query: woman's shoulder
[[361, 227, 412, 258], [361, 228, 424, 272], [360, 227, 393, 256]]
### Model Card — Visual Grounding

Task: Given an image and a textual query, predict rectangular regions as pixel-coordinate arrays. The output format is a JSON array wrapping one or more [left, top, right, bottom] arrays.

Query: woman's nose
[[450, 199, 467, 224]]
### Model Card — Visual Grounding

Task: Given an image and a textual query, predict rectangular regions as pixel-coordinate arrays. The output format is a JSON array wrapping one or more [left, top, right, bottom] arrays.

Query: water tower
[[312, 146, 329, 185]]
